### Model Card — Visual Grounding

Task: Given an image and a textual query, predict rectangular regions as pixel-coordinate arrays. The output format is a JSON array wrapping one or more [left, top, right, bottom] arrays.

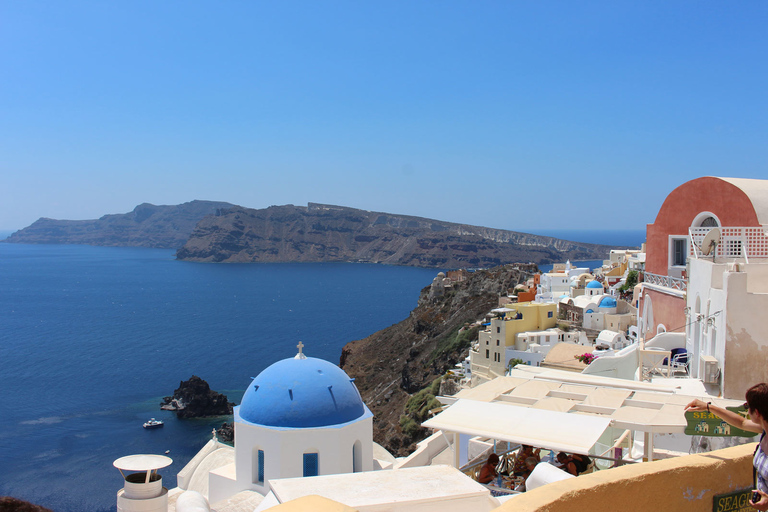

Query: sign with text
[[713, 489, 753, 512], [685, 406, 757, 438]]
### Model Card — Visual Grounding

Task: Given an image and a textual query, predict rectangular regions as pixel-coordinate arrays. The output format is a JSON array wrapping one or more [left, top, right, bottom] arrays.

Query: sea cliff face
[[339, 265, 535, 456], [4, 200, 234, 249], [176, 203, 613, 267]]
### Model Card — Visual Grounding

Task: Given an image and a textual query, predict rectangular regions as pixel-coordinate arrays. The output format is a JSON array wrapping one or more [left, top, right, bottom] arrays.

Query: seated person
[[571, 453, 592, 474], [478, 453, 500, 484], [514, 457, 541, 491], [556, 452, 578, 476], [513, 445, 541, 476], [556, 452, 592, 475]]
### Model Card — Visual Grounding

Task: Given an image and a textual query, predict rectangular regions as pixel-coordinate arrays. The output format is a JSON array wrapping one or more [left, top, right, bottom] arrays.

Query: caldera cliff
[[339, 264, 535, 456], [176, 203, 614, 267]]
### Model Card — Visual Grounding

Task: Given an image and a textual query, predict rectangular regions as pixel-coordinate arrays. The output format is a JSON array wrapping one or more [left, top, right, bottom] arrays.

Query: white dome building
[[208, 348, 374, 503], [585, 279, 604, 297]]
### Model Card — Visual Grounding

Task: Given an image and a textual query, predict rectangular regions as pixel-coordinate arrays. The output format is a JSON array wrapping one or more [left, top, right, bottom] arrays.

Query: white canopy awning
[[113, 454, 172, 472], [422, 399, 611, 455]]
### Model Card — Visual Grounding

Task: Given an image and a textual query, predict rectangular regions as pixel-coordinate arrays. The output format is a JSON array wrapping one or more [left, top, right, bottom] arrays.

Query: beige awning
[[422, 399, 611, 455], [507, 380, 561, 399], [583, 388, 632, 409], [437, 367, 745, 439], [452, 376, 527, 402]]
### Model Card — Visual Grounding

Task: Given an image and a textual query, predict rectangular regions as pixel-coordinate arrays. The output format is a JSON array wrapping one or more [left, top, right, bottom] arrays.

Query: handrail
[[643, 271, 687, 292], [597, 429, 633, 467], [461, 443, 521, 474]]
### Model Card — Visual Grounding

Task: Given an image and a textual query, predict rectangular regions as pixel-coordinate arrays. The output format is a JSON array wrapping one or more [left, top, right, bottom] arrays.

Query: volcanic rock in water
[[0, 497, 54, 512], [161, 375, 234, 419], [216, 422, 234, 444]]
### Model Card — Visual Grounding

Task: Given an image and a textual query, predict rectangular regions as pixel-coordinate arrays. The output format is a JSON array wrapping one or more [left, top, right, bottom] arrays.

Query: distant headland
[[3, 200, 234, 249], [5, 201, 621, 268]]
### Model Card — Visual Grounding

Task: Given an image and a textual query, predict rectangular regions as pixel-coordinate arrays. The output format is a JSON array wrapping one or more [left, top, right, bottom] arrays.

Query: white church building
[[207, 346, 374, 503], [113, 344, 503, 512]]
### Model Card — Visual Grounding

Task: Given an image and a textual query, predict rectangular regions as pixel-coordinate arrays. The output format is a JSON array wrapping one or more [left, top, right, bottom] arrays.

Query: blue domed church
[[208, 345, 373, 503]]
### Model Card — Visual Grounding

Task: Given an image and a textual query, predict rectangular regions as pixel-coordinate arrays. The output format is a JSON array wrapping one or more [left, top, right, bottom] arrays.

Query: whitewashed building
[[206, 347, 374, 503]]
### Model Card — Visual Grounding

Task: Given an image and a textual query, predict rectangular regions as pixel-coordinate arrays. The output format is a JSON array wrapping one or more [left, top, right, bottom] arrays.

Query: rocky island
[[161, 375, 234, 419], [176, 202, 615, 267]]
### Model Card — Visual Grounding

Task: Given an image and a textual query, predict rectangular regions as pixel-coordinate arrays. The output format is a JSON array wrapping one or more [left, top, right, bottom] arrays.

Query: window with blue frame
[[548, 311, 553, 318], [257, 449, 264, 483], [303, 452, 319, 477]]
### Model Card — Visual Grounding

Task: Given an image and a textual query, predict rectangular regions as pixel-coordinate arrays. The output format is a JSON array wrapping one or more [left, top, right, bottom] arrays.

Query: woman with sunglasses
[[685, 383, 768, 511]]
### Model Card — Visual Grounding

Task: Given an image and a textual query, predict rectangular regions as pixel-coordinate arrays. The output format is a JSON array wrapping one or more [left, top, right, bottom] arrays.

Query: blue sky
[[1, 2, 766, 233]]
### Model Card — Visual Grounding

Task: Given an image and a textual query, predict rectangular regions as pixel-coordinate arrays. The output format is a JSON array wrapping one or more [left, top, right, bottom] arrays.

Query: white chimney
[[113, 454, 172, 512]]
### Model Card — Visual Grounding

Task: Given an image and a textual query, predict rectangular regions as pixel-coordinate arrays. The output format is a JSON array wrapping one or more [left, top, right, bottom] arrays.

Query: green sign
[[684, 406, 758, 438], [713, 489, 754, 512]]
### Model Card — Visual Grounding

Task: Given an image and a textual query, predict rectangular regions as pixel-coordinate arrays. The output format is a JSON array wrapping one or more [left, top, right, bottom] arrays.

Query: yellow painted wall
[[493, 443, 754, 512], [501, 302, 557, 348]]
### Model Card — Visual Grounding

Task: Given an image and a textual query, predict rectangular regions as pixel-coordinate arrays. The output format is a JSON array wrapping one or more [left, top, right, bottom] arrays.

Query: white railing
[[690, 226, 768, 260], [643, 271, 687, 291]]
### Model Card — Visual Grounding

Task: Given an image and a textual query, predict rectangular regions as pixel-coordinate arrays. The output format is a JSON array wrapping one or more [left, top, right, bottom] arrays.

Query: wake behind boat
[[143, 418, 163, 429]]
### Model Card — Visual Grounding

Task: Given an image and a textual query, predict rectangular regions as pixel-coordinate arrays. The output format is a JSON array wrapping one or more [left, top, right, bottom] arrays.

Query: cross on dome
[[295, 341, 307, 359]]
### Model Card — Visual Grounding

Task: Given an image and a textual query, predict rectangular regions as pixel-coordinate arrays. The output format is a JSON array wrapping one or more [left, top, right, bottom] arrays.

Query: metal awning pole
[[645, 432, 654, 462]]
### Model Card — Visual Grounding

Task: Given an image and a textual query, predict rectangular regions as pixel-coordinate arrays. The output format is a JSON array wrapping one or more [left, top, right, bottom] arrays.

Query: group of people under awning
[[476, 444, 592, 492]]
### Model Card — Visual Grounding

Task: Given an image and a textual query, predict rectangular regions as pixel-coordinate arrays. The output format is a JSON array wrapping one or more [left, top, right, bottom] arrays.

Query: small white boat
[[143, 418, 164, 429]]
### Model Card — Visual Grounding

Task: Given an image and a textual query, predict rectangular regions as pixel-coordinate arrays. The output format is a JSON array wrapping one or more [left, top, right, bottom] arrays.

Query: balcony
[[643, 271, 686, 292], [690, 226, 768, 260]]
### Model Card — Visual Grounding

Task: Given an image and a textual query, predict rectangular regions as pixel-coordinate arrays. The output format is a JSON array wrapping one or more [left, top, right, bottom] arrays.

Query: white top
[[269, 465, 491, 509], [423, 399, 611, 455], [113, 454, 173, 472], [435, 368, 745, 437], [718, 177, 768, 225]]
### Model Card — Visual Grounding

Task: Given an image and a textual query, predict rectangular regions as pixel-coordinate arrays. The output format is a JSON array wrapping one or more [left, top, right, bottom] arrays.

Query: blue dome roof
[[586, 280, 603, 289], [586, 309, 594, 313], [599, 297, 617, 308], [238, 356, 368, 428]]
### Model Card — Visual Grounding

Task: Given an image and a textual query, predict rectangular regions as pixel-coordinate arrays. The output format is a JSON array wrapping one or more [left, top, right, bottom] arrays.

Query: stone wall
[[494, 443, 754, 512]]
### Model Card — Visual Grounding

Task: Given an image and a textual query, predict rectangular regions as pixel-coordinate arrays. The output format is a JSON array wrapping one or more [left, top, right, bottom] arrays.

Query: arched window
[[692, 212, 721, 228]]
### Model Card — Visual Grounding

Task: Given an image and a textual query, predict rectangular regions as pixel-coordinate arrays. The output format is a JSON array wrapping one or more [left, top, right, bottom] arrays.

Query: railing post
[[743, 235, 750, 264], [690, 229, 699, 259]]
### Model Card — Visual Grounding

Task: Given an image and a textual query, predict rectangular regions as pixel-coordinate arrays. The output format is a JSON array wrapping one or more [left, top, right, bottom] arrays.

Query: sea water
[[0, 244, 438, 511], [0, 229, 645, 511]]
